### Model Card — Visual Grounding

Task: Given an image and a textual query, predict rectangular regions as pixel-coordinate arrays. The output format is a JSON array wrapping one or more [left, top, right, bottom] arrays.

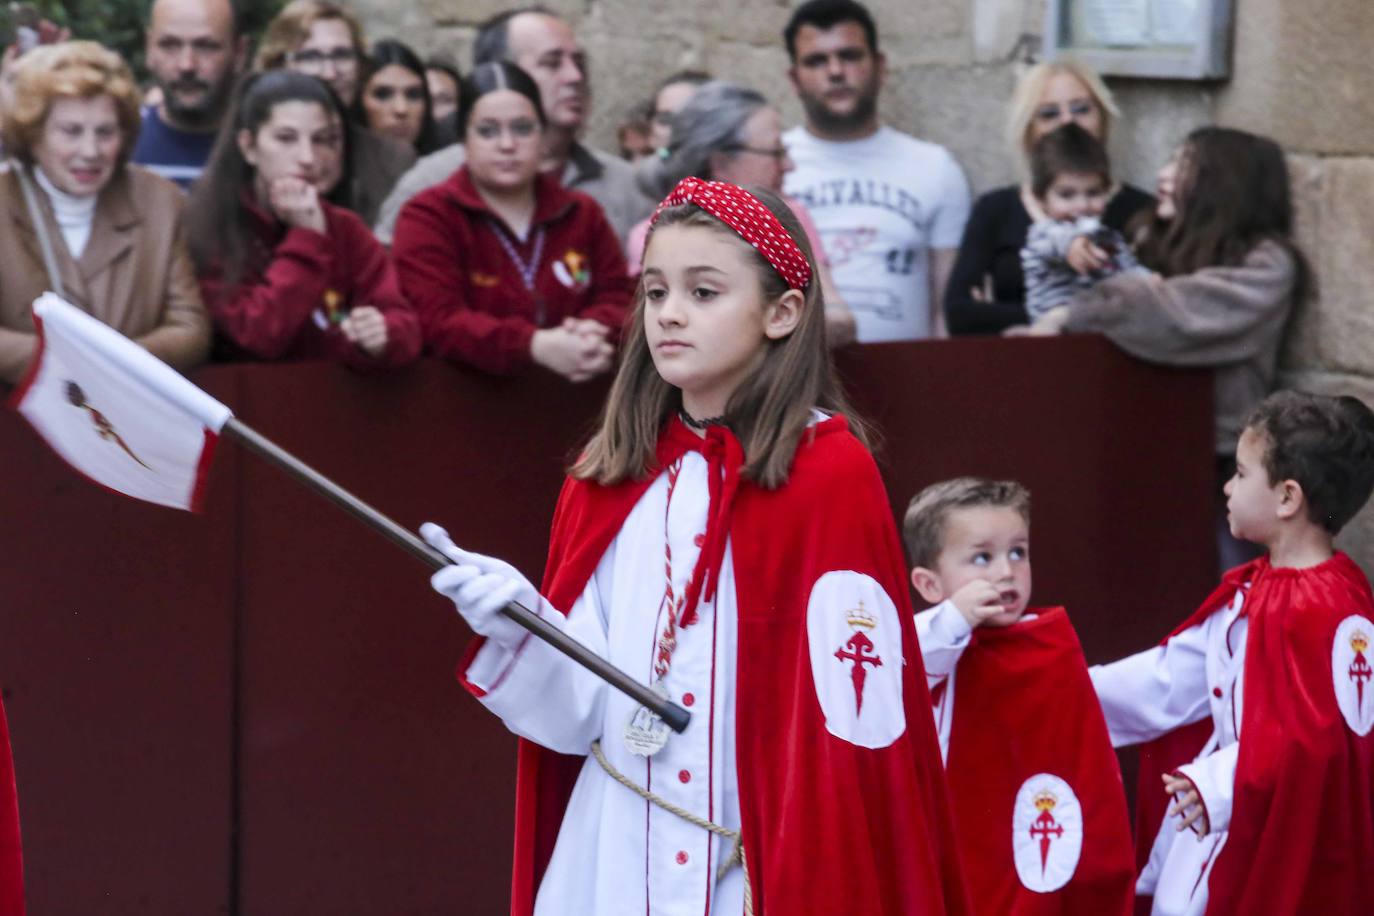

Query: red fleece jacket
[[199, 192, 421, 369], [391, 167, 634, 375]]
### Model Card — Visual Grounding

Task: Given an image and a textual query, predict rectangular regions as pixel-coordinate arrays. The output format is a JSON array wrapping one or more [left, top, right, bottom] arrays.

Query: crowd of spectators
[[0, 0, 1320, 563]]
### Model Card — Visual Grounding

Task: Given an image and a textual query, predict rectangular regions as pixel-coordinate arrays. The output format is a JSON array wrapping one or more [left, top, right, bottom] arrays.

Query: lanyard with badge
[[486, 219, 548, 325], [624, 458, 698, 757]]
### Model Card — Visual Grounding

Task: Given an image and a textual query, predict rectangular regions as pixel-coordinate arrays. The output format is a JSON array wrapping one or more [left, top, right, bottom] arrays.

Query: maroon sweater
[[199, 193, 421, 369], [392, 167, 634, 375]]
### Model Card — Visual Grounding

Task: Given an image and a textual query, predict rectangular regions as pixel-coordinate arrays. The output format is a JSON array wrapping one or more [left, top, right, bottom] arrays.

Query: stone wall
[[350, 0, 1374, 573]]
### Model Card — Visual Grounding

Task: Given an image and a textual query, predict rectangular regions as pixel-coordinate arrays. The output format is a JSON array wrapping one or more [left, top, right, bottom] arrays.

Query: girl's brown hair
[[1134, 126, 1310, 301], [572, 187, 866, 489]]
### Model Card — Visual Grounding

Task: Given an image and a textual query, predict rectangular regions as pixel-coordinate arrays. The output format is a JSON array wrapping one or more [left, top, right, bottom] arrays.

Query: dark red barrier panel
[[837, 337, 1217, 664], [0, 337, 1215, 914], [230, 363, 609, 915], [0, 372, 240, 914]]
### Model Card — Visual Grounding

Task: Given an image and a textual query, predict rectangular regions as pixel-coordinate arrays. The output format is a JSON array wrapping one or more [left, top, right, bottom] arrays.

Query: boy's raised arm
[[914, 599, 974, 686], [1089, 623, 1212, 747]]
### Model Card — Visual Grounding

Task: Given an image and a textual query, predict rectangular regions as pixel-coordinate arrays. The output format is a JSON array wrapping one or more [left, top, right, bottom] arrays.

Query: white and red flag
[[7, 294, 689, 735], [5, 293, 702, 914], [10, 293, 231, 511]]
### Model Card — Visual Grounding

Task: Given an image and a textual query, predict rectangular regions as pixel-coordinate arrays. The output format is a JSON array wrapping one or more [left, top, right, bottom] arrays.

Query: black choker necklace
[[679, 410, 727, 430]]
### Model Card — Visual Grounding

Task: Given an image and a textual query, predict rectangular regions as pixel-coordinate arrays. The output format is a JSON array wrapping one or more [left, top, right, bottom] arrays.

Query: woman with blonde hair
[[0, 40, 209, 384], [945, 58, 1155, 335]]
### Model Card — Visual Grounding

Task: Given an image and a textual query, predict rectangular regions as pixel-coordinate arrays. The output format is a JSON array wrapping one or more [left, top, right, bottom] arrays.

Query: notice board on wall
[[1044, 0, 1233, 80]]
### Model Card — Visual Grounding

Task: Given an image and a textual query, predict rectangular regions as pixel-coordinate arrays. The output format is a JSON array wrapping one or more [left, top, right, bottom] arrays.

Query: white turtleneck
[[33, 166, 97, 260]]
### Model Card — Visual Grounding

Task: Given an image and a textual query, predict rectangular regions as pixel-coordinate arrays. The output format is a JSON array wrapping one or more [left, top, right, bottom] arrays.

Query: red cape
[[0, 698, 22, 916], [1134, 553, 1374, 915], [944, 608, 1134, 916], [474, 416, 970, 915]]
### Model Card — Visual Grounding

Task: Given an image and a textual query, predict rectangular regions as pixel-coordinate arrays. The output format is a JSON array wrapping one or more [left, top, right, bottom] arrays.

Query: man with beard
[[782, 0, 970, 342], [131, 0, 247, 189], [372, 6, 653, 248]]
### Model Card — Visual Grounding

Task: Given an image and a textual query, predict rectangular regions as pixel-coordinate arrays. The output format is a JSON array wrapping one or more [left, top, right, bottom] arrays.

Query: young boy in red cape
[[905, 477, 1135, 915], [1091, 390, 1374, 916]]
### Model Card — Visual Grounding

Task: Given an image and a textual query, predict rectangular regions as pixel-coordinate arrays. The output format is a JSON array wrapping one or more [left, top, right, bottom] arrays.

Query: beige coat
[[0, 164, 210, 384]]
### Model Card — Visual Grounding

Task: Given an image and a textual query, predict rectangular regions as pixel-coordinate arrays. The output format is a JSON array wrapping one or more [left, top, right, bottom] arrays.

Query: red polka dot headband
[[650, 177, 812, 292]]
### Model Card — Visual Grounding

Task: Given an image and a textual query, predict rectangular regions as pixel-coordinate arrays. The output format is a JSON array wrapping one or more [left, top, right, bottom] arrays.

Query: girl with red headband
[[422, 177, 969, 915]]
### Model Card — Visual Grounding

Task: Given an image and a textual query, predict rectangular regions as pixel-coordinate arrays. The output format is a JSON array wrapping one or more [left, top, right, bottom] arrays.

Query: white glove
[[422, 522, 540, 650]]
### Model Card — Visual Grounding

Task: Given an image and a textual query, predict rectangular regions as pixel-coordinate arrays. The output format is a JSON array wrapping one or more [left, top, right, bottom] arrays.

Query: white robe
[[1090, 588, 1249, 916], [465, 452, 746, 916]]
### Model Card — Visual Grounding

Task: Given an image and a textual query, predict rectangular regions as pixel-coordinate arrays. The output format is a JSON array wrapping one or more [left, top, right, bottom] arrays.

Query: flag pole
[[221, 417, 691, 735]]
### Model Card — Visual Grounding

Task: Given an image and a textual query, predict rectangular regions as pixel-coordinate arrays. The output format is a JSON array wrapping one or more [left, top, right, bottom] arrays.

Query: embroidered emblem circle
[[1012, 773, 1082, 893], [806, 571, 905, 749], [1333, 615, 1374, 736]]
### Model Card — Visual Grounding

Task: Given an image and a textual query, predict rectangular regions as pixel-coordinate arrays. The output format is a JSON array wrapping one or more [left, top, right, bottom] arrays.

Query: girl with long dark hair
[[187, 70, 419, 368], [1038, 126, 1308, 568]]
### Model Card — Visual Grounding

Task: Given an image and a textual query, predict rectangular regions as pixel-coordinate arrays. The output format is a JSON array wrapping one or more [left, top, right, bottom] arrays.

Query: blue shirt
[[129, 106, 217, 190]]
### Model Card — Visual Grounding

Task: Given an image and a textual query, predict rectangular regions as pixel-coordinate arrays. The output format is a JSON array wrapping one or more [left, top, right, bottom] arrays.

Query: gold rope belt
[[589, 739, 753, 916]]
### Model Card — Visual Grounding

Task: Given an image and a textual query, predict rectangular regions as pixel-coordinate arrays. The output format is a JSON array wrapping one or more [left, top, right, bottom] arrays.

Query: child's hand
[[1066, 235, 1110, 275], [1026, 306, 1070, 336], [949, 579, 1005, 629], [1163, 773, 1209, 838]]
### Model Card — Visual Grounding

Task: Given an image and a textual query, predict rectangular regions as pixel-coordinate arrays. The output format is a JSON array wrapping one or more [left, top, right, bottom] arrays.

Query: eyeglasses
[[725, 144, 790, 160], [288, 48, 358, 70]]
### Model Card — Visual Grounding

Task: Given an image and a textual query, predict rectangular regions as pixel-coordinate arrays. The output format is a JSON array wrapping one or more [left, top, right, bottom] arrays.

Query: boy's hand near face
[[950, 579, 1007, 629]]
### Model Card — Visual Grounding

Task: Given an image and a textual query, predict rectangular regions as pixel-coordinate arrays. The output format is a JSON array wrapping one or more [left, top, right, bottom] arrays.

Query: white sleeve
[[914, 599, 973, 689], [1176, 741, 1239, 834], [462, 545, 616, 755], [930, 150, 972, 249], [1089, 619, 1212, 747]]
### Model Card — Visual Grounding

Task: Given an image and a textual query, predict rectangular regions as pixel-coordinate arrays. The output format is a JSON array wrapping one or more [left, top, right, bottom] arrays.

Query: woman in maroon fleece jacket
[[188, 71, 420, 369], [392, 62, 634, 380]]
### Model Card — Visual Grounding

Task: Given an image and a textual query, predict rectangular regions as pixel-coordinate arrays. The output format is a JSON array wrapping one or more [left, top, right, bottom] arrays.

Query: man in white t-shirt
[[781, 0, 971, 342]]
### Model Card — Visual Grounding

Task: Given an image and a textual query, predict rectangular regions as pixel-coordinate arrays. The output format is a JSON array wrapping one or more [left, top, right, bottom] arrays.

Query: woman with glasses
[[253, 0, 415, 226], [944, 59, 1155, 336], [356, 39, 442, 156], [187, 70, 420, 368], [392, 62, 634, 381], [627, 80, 853, 344]]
